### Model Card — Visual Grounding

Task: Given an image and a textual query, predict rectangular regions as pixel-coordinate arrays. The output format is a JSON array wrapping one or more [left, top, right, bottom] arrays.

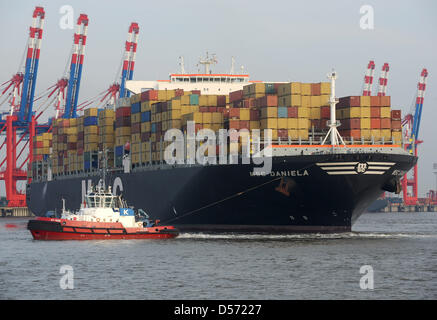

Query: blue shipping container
[[278, 107, 288, 118], [151, 123, 156, 133], [115, 145, 124, 156], [190, 94, 199, 105], [141, 111, 151, 122], [84, 116, 98, 126], [131, 102, 141, 114]]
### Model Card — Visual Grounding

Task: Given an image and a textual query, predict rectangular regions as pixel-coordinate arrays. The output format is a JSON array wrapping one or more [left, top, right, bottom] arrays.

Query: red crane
[[401, 68, 428, 206]]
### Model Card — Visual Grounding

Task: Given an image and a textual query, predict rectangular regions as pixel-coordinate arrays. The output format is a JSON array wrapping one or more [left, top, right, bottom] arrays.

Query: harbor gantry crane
[[362, 60, 375, 96], [377, 63, 389, 96], [32, 14, 89, 121], [0, 7, 50, 207], [401, 68, 428, 206], [77, 22, 140, 111]]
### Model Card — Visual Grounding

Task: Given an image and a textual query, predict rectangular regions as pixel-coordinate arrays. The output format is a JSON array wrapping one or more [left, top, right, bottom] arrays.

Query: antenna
[[179, 56, 186, 74], [230, 56, 235, 74], [322, 70, 345, 146], [198, 52, 217, 74]]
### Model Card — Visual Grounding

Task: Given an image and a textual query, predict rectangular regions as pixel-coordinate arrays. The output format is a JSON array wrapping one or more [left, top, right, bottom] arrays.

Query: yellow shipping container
[[261, 107, 278, 119], [299, 129, 309, 140], [277, 82, 301, 97], [168, 119, 181, 129], [84, 126, 98, 135], [310, 96, 321, 108], [310, 107, 321, 120], [381, 107, 391, 118], [320, 94, 330, 106], [301, 95, 311, 108], [84, 108, 98, 117], [392, 131, 402, 144], [287, 118, 298, 129], [207, 95, 218, 106], [279, 94, 301, 107], [168, 99, 181, 110], [168, 109, 181, 120], [98, 117, 114, 126], [298, 107, 310, 118], [85, 143, 98, 152], [131, 113, 141, 123], [381, 129, 391, 141], [298, 118, 309, 129], [202, 112, 212, 124], [343, 107, 361, 118], [199, 95, 209, 107], [212, 112, 223, 124], [99, 134, 114, 144], [239, 109, 250, 121], [260, 118, 278, 129], [277, 118, 288, 129], [85, 135, 98, 144], [115, 127, 131, 136], [99, 125, 114, 134], [67, 135, 77, 143], [288, 129, 299, 140], [180, 95, 190, 106], [130, 93, 141, 104], [249, 121, 260, 130], [360, 96, 371, 107], [361, 106, 371, 118], [301, 83, 311, 96], [116, 136, 130, 146], [320, 82, 331, 95], [131, 133, 141, 143], [361, 129, 371, 140], [141, 122, 151, 132], [360, 118, 371, 129], [370, 129, 382, 140], [161, 112, 168, 122]]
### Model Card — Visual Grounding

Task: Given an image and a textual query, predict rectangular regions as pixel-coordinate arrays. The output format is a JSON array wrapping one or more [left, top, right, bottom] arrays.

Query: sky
[[0, 0, 436, 196]]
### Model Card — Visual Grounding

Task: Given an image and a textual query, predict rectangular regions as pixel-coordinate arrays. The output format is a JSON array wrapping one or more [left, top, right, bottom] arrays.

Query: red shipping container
[[67, 142, 77, 150], [259, 95, 278, 107], [340, 129, 361, 140], [229, 119, 240, 130], [250, 109, 260, 120], [311, 83, 321, 95], [381, 118, 391, 129], [132, 123, 141, 134], [370, 96, 380, 107], [391, 119, 401, 130], [217, 95, 227, 107], [370, 107, 381, 118], [116, 116, 131, 127], [239, 120, 249, 130], [209, 107, 217, 112], [243, 98, 256, 108], [217, 107, 226, 114], [343, 118, 361, 130], [175, 89, 184, 97], [191, 90, 201, 95], [221, 108, 229, 118], [391, 110, 401, 120], [141, 89, 158, 102], [321, 106, 330, 119], [229, 90, 243, 103], [310, 119, 321, 129], [194, 124, 203, 133], [380, 96, 391, 106], [371, 118, 381, 129], [288, 107, 298, 118], [278, 129, 288, 139], [78, 132, 84, 140], [116, 106, 131, 118], [199, 106, 209, 112], [77, 149, 84, 156], [338, 96, 360, 107], [229, 108, 240, 118]]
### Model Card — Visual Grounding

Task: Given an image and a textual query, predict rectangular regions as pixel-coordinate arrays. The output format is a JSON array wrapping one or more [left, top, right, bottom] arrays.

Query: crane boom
[[18, 7, 45, 124], [120, 22, 140, 99], [362, 60, 375, 96], [64, 14, 89, 118], [377, 63, 390, 96]]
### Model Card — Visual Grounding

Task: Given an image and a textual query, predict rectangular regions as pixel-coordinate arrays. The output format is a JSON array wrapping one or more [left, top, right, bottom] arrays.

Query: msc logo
[[355, 162, 369, 174]]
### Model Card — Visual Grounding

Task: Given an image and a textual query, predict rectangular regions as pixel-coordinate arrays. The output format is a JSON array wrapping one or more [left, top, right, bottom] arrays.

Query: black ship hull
[[26, 152, 416, 233]]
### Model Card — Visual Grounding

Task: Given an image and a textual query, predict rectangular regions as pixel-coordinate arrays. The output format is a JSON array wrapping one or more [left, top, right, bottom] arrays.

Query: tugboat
[[27, 184, 179, 240]]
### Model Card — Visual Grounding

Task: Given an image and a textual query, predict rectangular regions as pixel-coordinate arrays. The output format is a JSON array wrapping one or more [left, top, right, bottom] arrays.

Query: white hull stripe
[[367, 162, 396, 165], [326, 171, 357, 175], [316, 162, 358, 166], [320, 166, 356, 170]]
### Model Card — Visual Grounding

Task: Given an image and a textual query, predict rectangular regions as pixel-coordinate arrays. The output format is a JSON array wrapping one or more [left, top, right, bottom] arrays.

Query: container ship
[[26, 61, 416, 233]]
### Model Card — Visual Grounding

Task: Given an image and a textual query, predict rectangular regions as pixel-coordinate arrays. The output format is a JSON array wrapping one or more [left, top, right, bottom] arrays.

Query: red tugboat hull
[[27, 218, 179, 240]]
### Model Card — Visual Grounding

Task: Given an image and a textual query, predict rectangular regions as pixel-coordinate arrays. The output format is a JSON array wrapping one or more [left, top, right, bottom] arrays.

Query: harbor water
[[0, 212, 436, 300]]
